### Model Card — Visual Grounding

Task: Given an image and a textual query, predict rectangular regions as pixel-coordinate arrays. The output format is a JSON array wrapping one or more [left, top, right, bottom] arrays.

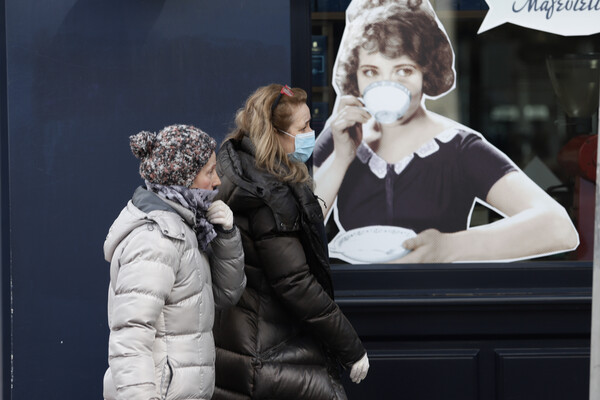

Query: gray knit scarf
[[145, 180, 218, 251]]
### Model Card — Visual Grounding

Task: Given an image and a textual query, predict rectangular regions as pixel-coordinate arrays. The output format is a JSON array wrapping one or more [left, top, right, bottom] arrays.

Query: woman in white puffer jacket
[[103, 124, 246, 400]]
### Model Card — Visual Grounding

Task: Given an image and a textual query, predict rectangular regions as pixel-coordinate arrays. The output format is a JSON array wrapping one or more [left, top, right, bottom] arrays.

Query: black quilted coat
[[213, 136, 366, 400]]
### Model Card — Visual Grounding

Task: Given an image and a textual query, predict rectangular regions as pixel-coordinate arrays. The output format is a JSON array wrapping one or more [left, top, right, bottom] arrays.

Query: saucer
[[328, 225, 416, 264]]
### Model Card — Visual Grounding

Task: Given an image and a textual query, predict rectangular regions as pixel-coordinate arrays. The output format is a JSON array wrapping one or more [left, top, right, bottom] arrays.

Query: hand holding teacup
[[330, 96, 371, 166], [330, 81, 412, 167]]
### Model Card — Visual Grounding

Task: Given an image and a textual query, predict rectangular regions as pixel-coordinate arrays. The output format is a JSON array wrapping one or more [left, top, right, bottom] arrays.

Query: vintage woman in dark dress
[[313, 0, 579, 263]]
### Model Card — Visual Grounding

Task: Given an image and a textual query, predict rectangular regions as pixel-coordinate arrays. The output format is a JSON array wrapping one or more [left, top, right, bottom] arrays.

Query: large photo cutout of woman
[[313, 0, 579, 264]]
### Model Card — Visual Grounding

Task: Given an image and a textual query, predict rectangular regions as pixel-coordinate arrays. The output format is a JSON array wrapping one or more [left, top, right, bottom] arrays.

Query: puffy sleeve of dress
[[458, 132, 518, 200], [250, 205, 366, 368], [209, 225, 246, 309], [108, 228, 178, 400]]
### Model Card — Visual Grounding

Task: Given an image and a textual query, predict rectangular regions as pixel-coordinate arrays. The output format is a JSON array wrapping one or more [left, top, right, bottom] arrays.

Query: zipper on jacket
[[160, 357, 173, 400]]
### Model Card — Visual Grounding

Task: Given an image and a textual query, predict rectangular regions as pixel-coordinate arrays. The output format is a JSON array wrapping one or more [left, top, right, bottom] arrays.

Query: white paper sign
[[478, 0, 600, 36]]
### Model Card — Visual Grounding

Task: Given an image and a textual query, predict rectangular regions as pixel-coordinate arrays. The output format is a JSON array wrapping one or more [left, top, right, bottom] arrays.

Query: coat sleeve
[[108, 229, 178, 400], [251, 206, 365, 368], [209, 226, 246, 310]]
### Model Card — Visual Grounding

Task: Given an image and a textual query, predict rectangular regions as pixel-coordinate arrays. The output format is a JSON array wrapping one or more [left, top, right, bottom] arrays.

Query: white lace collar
[[355, 127, 466, 179]]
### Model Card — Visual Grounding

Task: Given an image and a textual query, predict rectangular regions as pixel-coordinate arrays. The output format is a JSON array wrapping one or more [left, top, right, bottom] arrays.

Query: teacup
[[360, 81, 411, 124]]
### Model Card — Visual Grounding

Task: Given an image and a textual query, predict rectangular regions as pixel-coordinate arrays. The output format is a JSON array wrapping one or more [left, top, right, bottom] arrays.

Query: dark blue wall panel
[[0, 0, 9, 398], [5, 1, 293, 398]]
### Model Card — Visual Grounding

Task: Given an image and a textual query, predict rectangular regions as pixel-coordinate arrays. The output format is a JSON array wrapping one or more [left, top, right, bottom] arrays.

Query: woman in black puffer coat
[[213, 84, 369, 400]]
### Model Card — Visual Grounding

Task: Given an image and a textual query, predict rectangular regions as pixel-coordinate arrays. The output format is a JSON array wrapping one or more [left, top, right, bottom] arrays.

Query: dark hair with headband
[[335, 1, 454, 98]]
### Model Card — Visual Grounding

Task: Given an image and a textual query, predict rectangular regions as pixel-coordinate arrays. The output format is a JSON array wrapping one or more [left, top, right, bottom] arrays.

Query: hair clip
[[281, 85, 294, 97], [271, 84, 294, 116]]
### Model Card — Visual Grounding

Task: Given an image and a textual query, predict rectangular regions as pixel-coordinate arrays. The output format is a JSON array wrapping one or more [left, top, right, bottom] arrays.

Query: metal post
[[589, 106, 600, 399]]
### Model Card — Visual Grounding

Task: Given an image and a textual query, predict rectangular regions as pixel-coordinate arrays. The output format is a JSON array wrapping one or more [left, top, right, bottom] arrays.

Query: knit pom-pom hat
[[129, 124, 217, 187]]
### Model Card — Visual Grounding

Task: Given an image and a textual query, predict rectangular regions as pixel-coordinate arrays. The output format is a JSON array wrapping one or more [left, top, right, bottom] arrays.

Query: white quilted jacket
[[103, 187, 245, 400]]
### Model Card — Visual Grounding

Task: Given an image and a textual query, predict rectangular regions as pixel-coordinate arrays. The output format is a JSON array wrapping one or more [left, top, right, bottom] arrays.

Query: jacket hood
[[103, 187, 190, 262], [217, 136, 301, 231], [217, 136, 334, 295]]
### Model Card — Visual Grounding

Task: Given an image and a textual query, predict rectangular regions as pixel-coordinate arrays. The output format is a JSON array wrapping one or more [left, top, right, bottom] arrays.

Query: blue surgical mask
[[280, 130, 316, 163]]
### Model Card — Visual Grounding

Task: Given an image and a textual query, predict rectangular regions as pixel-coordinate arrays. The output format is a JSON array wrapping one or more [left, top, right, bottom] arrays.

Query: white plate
[[328, 225, 416, 264]]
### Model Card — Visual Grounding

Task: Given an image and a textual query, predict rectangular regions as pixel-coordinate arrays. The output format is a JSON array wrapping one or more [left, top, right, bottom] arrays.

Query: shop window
[[310, 1, 599, 264]]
